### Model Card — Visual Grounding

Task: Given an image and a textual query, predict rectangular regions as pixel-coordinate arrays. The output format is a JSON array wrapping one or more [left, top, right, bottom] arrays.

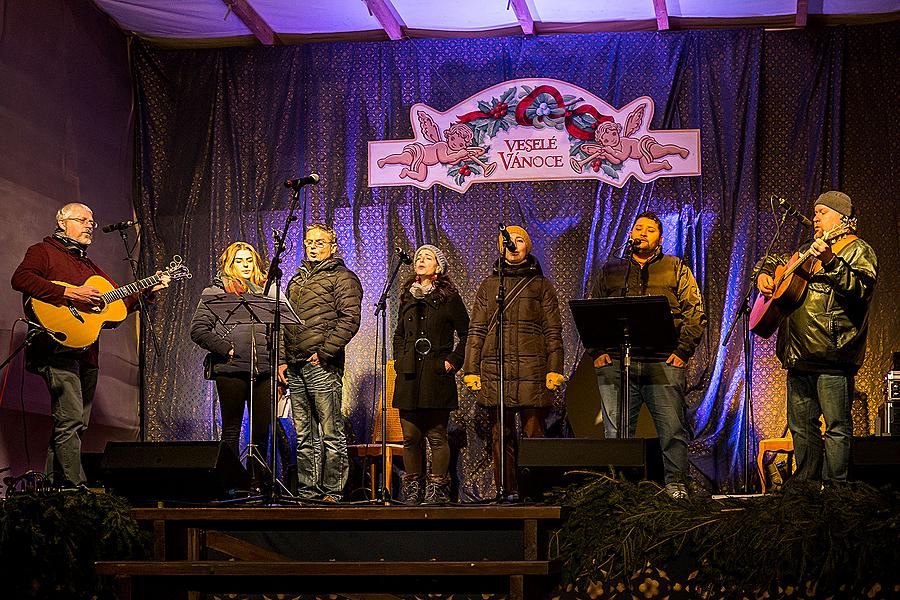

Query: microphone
[[18, 318, 67, 342], [776, 197, 812, 228], [284, 174, 320, 190], [620, 237, 639, 259], [499, 223, 516, 253], [395, 247, 413, 265], [101, 220, 138, 233]]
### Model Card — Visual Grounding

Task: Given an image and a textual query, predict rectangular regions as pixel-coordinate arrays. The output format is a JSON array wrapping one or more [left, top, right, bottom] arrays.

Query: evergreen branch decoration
[[0, 491, 150, 599], [544, 473, 900, 598]]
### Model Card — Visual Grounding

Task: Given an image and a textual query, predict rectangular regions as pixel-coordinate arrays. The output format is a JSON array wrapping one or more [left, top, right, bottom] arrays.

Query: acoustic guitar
[[28, 256, 191, 349], [749, 221, 852, 339]]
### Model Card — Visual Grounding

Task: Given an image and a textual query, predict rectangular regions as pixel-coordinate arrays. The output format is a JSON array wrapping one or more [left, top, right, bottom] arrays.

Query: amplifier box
[[878, 372, 900, 436]]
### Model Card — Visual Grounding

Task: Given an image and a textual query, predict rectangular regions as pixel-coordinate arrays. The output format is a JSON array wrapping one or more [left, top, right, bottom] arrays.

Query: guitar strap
[[812, 234, 857, 274]]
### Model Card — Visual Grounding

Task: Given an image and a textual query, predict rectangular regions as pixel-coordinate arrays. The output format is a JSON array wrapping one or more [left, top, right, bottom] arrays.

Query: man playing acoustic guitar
[[756, 191, 878, 484], [11, 203, 171, 488]]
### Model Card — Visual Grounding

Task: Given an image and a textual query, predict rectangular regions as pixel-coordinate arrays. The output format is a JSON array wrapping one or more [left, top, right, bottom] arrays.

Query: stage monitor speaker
[[100, 441, 249, 504], [849, 436, 900, 488], [518, 438, 663, 501]]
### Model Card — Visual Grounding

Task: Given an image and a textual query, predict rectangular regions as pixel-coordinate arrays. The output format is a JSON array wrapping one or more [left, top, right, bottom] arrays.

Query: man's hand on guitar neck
[[64, 284, 102, 307], [150, 271, 172, 292]]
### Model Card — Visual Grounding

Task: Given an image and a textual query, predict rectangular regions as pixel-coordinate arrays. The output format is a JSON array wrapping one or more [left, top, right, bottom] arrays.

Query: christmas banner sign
[[368, 78, 701, 192]]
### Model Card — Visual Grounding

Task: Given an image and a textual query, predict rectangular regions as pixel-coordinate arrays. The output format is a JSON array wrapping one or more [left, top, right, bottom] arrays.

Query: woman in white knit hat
[[392, 244, 469, 504]]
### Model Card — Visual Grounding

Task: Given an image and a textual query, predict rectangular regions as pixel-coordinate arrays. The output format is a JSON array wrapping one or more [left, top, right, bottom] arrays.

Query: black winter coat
[[282, 257, 363, 370], [392, 283, 469, 411], [463, 256, 564, 409], [189, 275, 275, 376], [758, 237, 878, 374]]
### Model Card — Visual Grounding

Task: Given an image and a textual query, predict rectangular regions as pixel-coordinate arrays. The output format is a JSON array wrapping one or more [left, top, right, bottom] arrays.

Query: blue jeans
[[35, 357, 98, 486], [787, 370, 853, 482], [287, 362, 348, 499], [595, 359, 689, 483]]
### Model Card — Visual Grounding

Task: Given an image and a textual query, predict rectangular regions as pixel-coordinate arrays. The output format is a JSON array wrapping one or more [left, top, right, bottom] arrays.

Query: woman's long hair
[[217, 241, 268, 292], [399, 273, 457, 305]]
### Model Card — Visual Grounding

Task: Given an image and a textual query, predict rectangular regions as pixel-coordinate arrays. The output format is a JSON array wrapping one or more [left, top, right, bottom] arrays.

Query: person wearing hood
[[392, 244, 469, 504], [277, 223, 363, 502], [463, 226, 564, 500], [190, 241, 274, 490], [12, 203, 170, 488]]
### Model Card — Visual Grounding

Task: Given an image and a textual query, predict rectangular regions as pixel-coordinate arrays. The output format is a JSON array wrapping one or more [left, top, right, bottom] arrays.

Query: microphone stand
[[721, 210, 788, 493], [0, 320, 59, 382], [370, 252, 406, 504], [494, 224, 511, 503], [618, 239, 636, 439], [117, 226, 160, 442], [261, 184, 306, 503]]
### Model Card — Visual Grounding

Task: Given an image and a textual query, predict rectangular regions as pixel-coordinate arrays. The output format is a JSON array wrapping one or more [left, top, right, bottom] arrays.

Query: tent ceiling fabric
[[92, 0, 900, 44]]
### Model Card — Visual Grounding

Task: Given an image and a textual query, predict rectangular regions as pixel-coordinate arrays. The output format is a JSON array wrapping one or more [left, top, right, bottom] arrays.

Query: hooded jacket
[[463, 255, 564, 409], [189, 273, 275, 377]]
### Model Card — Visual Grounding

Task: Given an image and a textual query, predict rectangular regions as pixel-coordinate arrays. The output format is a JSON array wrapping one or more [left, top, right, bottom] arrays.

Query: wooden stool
[[757, 435, 793, 494], [348, 360, 403, 497]]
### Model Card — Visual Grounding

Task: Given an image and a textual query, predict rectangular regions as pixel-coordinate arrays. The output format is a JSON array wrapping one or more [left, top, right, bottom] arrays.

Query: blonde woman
[[190, 242, 274, 490]]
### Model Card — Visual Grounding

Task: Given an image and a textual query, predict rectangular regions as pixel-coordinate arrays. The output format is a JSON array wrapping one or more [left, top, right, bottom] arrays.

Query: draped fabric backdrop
[[132, 24, 898, 497]]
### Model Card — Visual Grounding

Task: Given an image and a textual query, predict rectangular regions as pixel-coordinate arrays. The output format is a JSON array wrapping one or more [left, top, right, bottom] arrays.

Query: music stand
[[201, 292, 303, 498], [569, 296, 676, 437]]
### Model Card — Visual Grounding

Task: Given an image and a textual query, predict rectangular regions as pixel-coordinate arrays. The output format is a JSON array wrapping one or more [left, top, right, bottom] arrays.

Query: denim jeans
[[35, 357, 98, 486], [287, 361, 348, 498], [595, 359, 688, 483], [787, 370, 853, 482]]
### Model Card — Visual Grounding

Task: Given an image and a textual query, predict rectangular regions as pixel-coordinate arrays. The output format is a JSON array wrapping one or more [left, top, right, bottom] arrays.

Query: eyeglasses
[[65, 217, 98, 228], [303, 239, 332, 248]]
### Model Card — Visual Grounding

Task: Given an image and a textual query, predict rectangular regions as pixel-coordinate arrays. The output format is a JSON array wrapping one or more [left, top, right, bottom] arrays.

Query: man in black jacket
[[756, 191, 877, 483], [278, 223, 363, 501], [590, 212, 707, 497]]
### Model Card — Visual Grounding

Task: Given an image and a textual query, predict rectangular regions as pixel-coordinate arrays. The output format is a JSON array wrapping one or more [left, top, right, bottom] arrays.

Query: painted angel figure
[[377, 111, 496, 181], [572, 104, 689, 175]]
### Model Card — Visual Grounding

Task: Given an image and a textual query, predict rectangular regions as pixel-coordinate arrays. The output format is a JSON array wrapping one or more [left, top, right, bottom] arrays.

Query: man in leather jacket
[[590, 212, 707, 498], [756, 191, 878, 483]]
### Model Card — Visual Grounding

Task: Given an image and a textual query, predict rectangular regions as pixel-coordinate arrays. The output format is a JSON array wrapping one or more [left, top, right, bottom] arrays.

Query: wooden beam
[[222, 0, 276, 45], [508, 0, 534, 35], [652, 0, 670, 31], [363, 0, 404, 41], [795, 0, 809, 27]]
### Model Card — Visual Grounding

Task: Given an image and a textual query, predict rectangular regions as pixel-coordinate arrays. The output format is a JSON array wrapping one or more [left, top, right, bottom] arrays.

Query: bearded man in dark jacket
[[756, 191, 877, 483], [277, 223, 363, 502], [590, 212, 707, 498]]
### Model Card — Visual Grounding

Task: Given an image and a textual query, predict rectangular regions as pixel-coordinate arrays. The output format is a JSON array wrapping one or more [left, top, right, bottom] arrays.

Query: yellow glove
[[463, 374, 482, 391], [546, 372, 565, 391]]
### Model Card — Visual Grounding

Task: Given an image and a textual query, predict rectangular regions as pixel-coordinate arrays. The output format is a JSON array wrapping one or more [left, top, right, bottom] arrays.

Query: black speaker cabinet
[[518, 438, 663, 501], [100, 441, 249, 504], [849, 436, 900, 488]]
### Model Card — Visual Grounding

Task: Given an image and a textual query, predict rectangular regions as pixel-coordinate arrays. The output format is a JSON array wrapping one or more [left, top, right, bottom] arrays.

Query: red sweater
[[11, 236, 134, 368]]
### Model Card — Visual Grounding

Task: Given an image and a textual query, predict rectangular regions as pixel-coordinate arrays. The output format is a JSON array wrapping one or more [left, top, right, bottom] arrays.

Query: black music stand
[[201, 292, 302, 498], [569, 296, 676, 437]]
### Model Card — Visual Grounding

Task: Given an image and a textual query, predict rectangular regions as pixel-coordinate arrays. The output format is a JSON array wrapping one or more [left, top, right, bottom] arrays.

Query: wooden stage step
[[98, 504, 564, 599]]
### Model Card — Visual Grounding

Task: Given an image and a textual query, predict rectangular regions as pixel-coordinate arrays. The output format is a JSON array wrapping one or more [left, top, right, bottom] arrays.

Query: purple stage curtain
[[131, 24, 898, 496]]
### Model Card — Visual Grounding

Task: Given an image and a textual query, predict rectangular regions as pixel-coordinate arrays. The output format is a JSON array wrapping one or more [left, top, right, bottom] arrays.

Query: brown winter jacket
[[463, 255, 564, 409]]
